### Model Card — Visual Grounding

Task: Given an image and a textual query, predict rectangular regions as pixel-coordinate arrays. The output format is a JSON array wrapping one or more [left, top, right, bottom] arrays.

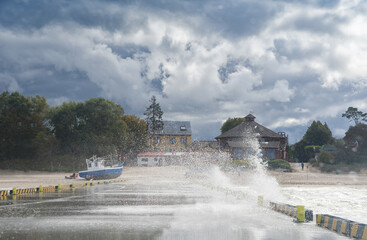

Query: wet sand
[[227, 163, 367, 186], [1, 165, 367, 189]]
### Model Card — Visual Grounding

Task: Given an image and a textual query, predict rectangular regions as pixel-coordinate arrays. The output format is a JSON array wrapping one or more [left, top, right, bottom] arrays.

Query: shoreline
[[1, 166, 367, 189]]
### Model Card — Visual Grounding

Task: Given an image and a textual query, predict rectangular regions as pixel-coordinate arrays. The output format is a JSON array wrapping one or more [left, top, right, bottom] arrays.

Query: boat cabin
[[86, 155, 105, 170]]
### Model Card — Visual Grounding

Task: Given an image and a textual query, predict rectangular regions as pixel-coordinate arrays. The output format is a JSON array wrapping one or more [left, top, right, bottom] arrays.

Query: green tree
[[342, 107, 367, 125], [122, 115, 148, 164], [49, 101, 82, 155], [0, 91, 51, 160], [50, 98, 128, 158], [144, 96, 163, 150], [303, 121, 333, 146], [344, 124, 367, 154], [291, 140, 308, 162], [291, 121, 333, 162], [220, 117, 246, 133]]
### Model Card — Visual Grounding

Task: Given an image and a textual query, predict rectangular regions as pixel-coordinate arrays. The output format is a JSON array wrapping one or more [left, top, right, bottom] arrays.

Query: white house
[[137, 152, 186, 166]]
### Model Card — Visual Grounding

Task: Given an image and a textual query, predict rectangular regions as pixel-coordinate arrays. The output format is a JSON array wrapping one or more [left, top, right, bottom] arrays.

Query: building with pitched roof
[[215, 114, 288, 160], [149, 120, 191, 152]]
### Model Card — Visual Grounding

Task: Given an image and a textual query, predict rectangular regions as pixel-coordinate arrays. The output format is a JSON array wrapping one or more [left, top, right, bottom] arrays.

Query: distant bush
[[266, 159, 292, 172], [319, 162, 367, 173], [320, 164, 336, 173], [318, 150, 335, 164]]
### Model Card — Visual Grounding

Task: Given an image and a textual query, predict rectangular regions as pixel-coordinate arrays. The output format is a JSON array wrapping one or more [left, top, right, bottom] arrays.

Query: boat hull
[[78, 167, 123, 180]]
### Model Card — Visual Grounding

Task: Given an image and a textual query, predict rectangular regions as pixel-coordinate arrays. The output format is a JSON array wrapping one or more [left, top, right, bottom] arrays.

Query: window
[[141, 158, 148, 162], [169, 137, 176, 144], [267, 149, 276, 159], [154, 137, 160, 144], [180, 126, 186, 131], [181, 137, 187, 144], [234, 148, 242, 159], [154, 158, 158, 162]]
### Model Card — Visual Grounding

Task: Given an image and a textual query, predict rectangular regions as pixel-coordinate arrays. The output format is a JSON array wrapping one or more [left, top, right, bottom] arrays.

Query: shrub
[[318, 150, 335, 164], [266, 159, 292, 172], [320, 164, 336, 173]]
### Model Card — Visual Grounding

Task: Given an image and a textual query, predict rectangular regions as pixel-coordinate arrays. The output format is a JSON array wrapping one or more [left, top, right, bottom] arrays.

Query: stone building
[[149, 121, 191, 152], [215, 114, 288, 160]]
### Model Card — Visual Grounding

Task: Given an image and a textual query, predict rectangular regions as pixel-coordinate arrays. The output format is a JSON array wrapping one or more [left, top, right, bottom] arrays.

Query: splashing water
[[241, 129, 283, 202], [182, 128, 283, 203]]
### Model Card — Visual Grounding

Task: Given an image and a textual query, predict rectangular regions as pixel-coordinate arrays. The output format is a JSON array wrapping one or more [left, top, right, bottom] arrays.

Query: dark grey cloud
[[204, 1, 281, 38], [0, 0, 145, 32], [273, 0, 340, 8], [1, 0, 367, 143]]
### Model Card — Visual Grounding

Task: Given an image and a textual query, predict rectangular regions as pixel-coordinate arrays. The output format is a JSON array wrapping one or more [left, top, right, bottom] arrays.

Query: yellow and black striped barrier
[[0, 178, 129, 198], [316, 214, 367, 239], [8, 188, 36, 195], [17, 188, 36, 194], [0, 190, 8, 196], [269, 202, 313, 222], [41, 186, 56, 192]]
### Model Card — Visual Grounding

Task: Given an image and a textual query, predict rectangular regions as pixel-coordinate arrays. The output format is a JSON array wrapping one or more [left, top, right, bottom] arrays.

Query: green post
[[297, 205, 305, 222], [39, 185, 43, 193], [72, 183, 75, 188], [12, 187, 16, 195]]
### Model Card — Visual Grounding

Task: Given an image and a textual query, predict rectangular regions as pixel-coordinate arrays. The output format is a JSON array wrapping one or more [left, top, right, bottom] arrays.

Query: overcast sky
[[1, 0, 366, 143]]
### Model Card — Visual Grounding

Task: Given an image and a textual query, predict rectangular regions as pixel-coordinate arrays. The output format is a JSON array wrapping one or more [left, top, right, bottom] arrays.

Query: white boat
[[78, 155, 123, 180]]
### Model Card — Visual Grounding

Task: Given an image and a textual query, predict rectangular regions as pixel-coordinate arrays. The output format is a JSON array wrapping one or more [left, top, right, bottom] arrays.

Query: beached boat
[[78, 155, 123, 180]]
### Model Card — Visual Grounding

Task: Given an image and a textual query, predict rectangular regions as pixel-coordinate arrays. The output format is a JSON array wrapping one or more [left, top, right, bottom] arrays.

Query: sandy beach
[[1, 164, 367, 189]]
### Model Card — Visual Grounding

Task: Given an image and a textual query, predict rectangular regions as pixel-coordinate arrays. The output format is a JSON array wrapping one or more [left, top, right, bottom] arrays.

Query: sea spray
[[241, 128, 283, 202], [181, 129, 284, 202]]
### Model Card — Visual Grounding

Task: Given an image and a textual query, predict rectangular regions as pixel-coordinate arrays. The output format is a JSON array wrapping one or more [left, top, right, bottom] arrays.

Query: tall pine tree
[[144, 96, 164, 151]]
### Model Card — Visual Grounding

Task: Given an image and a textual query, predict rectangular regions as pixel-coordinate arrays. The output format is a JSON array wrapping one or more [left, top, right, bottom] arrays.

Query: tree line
[[0, 91, 149, 171], [290, 107, 367, 172]]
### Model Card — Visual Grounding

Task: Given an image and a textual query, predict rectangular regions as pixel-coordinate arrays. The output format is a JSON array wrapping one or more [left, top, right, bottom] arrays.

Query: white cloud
[[334, 128, 347, 138], [270, 117, 310, 129]]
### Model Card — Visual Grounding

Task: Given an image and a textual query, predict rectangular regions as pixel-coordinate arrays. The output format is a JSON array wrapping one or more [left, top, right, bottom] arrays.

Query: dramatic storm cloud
[[1, 0, 367, 142]]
